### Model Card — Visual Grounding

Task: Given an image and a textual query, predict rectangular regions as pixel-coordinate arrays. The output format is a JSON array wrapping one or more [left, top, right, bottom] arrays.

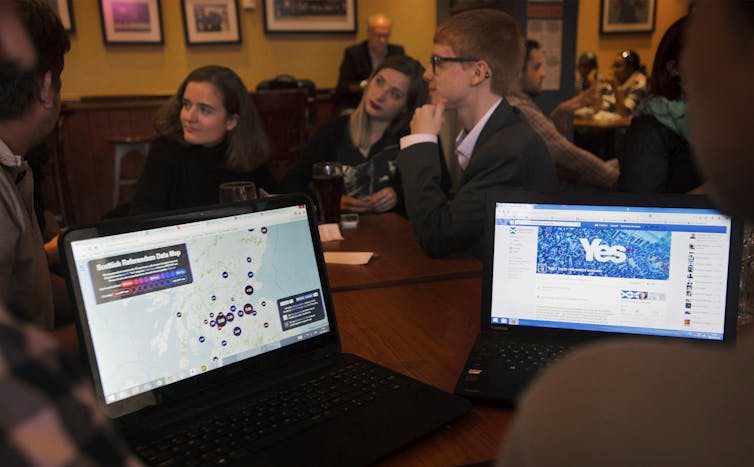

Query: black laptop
[[455, 190, 743, 405], [60, 193, 470, 466]]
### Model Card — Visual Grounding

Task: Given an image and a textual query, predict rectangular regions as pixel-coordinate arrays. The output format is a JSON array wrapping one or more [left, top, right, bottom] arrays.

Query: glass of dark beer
[[312, 161, 344, 224]]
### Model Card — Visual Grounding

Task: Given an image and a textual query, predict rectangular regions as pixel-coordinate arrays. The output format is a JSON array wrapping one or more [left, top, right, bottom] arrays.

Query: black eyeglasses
[[430, 54, 479, 74]]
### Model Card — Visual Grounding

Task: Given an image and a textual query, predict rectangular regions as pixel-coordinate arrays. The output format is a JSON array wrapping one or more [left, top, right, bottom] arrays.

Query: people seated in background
[[507, 40, 619, 190], [335, 13, 405, 113], [130, 65, 276, 215], [398, 9, 558, 258], [575, 51, 599, 93], [600, 49, 648, 116], [0, 0, 69, 330], [499, 3, 754, 465], [619, 16, 702, 193], [283, 55, 440, 214]]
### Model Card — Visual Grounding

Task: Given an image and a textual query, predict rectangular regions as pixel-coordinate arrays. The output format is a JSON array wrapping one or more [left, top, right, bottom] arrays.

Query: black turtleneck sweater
[[130, 136, 277, 215]]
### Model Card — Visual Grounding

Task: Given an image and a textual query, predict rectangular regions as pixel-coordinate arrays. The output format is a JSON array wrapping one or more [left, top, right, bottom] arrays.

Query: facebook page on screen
[[490, 202, 732, 340]]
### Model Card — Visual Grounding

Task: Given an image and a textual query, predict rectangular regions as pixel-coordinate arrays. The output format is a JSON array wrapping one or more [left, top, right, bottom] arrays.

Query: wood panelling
[[44, 91, 337, 226]]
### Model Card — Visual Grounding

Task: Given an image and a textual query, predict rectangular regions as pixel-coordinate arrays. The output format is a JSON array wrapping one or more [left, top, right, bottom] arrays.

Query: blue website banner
[[536, 226, 671, 280]]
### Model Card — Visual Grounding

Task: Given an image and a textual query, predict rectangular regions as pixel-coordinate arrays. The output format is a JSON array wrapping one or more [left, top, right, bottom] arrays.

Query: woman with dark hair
[[130, 65, 274, 215], [282, 54, 443, 214], [619, 16, 703, 193], [602, 49, 648, 116]]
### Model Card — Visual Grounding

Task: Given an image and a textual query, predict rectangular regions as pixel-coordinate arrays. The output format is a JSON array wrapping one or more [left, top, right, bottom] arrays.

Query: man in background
[[499, 3, 754, 465], [507, 40, 619, 190], [335, 13, 405, 112]]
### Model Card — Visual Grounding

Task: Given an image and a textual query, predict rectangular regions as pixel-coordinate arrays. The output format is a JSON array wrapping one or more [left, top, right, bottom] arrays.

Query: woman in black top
[[131, 66, 274, 215], [282, 55, 436, 214], [619, 16, 703, 194]]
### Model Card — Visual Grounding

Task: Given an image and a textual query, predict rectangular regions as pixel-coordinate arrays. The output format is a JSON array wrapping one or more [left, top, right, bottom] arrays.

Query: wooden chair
[[109, 136, 150, 208], [251, 88, 309, 183]]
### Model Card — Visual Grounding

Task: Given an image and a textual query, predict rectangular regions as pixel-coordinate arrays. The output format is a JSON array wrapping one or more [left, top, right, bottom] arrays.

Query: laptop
[[60, 193, 470, 466], [455, 190, 743, 405]]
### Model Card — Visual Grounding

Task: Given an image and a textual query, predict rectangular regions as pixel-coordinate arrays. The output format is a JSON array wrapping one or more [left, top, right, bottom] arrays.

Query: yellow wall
[[60, 0, 436, 100], [576, 0, 689, 81], [62, 0, 689, 100]]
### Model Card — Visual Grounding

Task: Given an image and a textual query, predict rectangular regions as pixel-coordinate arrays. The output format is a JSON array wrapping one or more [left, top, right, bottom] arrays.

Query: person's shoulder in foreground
[[498, 336, 754, 467], [397, 8, 557, 258], [0, 301, 141, 465], [499, 2, 754, 465]]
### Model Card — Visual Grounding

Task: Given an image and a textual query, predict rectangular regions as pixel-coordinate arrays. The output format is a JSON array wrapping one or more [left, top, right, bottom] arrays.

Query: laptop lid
[[60, 194, 340, 420], [481, 191, 742, 344]]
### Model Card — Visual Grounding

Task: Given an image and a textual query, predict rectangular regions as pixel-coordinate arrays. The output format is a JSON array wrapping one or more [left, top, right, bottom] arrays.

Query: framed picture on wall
[[56, 0, 75, 33], [99, 0, 164, 45], [600, 0, 656, 34], [263, 0, 357, 33], [181, 0, 241, 45]]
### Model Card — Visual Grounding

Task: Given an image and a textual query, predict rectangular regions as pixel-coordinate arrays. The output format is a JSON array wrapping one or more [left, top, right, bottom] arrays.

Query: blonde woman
[[283, 55, 443, 213]]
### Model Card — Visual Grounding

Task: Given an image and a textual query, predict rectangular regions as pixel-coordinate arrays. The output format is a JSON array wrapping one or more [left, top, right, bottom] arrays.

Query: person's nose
[[423, 69, 433, 82]]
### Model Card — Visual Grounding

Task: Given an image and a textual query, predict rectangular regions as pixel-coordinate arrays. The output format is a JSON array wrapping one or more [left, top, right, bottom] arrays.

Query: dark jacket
[[398, 99, 559, 258], [619, 114, 703, 193]]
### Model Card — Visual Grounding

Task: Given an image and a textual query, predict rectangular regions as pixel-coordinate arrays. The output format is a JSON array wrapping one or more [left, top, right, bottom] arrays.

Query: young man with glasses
[[397, 8, 558, 258]]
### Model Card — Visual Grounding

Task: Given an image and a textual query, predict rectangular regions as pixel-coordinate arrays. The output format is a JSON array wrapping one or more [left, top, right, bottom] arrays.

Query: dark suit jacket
[[397, 99, 559, 258], [335, 41, 405, 110]]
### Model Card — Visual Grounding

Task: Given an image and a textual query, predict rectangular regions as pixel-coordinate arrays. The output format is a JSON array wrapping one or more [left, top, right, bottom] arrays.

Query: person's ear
[[472, 61, 490, 85], [225, 113, 239, 132], [38, 71, 56, 109]]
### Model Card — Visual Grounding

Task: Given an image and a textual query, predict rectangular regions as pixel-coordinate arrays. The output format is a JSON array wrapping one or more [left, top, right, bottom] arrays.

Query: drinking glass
[[219, 181, 257, 204], [311, 162, 344, 224]]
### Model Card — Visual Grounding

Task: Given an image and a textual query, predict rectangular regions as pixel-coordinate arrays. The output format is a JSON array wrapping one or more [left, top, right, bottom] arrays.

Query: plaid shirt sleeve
[[508, 93, 619, 189], [0, 306, 142, 466]]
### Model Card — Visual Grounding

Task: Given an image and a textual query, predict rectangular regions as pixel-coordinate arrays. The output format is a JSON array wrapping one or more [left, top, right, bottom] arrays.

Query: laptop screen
[[67, 203, 331, 405], [490, 200, 735, 341]]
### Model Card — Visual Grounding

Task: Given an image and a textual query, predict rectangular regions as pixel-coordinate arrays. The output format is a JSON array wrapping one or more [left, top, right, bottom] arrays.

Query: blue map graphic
[[536, 226, 671, 280]]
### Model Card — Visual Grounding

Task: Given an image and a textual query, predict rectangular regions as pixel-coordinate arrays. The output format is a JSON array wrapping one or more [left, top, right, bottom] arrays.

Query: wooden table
[[323, 213, 483, 292], [333, 277, 513, 466]]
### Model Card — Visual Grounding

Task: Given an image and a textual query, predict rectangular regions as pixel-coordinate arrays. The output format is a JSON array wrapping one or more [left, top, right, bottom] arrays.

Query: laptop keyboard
[[133, 360, 404, 466], [478, 341, 573, 372]]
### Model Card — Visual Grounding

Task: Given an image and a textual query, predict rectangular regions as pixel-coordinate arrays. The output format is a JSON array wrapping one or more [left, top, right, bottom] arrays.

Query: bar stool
[[110, 136, 150, 208]]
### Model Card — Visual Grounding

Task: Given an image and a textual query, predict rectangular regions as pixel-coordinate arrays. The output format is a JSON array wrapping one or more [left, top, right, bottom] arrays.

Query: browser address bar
[[513, 220, 581, 227]]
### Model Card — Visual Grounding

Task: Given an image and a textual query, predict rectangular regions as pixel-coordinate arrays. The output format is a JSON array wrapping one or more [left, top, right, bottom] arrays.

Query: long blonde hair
[[349, 55, 428, 151]]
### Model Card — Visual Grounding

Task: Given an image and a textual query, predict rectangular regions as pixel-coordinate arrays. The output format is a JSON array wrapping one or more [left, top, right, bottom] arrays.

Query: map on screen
[[71, 208, 330, 403]]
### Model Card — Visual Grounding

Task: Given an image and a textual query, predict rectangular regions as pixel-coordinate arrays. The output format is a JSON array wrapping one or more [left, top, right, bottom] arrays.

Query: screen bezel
[[481, 191, 742, 345], [60, 194, 341, 419]]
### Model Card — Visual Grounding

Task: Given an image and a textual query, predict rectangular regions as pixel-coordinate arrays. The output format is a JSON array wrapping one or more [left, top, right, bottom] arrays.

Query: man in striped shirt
[[507, 40, 619, 190]]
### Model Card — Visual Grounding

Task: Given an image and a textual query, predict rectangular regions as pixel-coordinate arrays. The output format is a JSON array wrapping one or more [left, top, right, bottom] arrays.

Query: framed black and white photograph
[[181, 0, 241, 45], [56, 0, 75, 33], [600, 0, 656, 34], [263, 0, 356, 33], [99, 0, 163, 45]]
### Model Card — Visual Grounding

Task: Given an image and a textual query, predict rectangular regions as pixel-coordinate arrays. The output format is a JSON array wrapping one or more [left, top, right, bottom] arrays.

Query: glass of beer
[[311, 162, 344, 224], [219, 181, 257, 204]]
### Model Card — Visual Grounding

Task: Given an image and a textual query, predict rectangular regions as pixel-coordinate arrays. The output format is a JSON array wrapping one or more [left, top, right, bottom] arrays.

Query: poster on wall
[[600, 0, 656, 34], [181, 0, 241, 45], [527, 19, 563, 92], [263, 0, 356, 33], [99, 0, 164, 45]]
